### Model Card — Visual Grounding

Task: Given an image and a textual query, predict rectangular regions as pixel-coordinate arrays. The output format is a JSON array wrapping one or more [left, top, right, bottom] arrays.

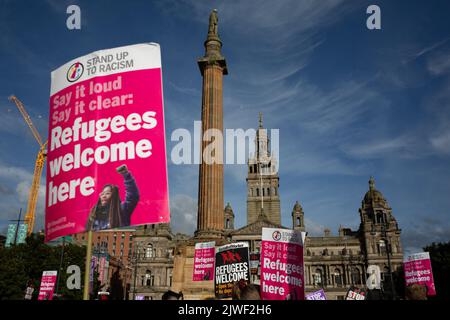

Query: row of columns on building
[[304, 264, 367, 288]]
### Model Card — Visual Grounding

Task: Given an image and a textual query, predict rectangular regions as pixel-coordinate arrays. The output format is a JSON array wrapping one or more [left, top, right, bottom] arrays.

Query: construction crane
[[9, 95, 47, 236]]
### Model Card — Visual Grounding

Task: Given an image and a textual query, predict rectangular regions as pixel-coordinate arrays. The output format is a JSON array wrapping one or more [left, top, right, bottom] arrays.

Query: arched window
[[262, 188, 265, 196], [378, 240, 387, 255], [313, 268, 323, 287], [226, 219, 230, 229], [267, 188, 270, 196], [296, 217, 301, 226], [146, 244, 154, 258], [334, 268, 342, 286], [249, 166, 253, 173], [306, 249, 311, 256], [351, 267, 361, 285], [145, 270, 154, 286], [376, 212, 384, 224], [256, 188, 260, 197]]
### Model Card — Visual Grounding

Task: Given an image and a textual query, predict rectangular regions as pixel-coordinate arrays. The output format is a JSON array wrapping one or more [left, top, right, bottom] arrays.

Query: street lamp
[[132, 243, 141, 300]]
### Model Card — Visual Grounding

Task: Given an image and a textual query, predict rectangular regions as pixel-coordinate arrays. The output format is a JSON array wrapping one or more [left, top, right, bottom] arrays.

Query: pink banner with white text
[[45, 43, 169, 241], [193, 241, 215, 281], [261, 228, 305, 300], [403, 252, 436, 296], [38, 271, 57, 300]]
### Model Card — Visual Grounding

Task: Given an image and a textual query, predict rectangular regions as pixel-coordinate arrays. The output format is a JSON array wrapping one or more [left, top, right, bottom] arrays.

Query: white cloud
[[342, 135, 422, 159], [0, 162, 46, 231], [282, 151, 363, 176], [428, 50, 450, 76], [160, 0, 352, 37], [0, 164, 33, 182], [430, 131, 450, 154], [304, 217, 326, 236], [168, 80, 201, 97], [0, 98, 48, 143], [159, 0, 355, 89], [401, 218, 450, 257], [169, 194, 197, 235]]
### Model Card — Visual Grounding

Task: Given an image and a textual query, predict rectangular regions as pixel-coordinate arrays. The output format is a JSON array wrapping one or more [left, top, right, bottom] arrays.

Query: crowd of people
[[159, 282, 430, 301]]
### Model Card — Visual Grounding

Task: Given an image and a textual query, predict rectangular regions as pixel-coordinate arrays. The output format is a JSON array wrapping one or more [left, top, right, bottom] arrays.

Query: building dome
[[224, 202, 234, 216], [363, 177, 388, 206], [293, 201, 302, 211]]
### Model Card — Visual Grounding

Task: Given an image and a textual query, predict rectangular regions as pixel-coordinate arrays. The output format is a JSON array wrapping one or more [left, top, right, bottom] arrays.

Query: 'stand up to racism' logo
[[272, 231, 282, 241], [67, 62, 84, 82]]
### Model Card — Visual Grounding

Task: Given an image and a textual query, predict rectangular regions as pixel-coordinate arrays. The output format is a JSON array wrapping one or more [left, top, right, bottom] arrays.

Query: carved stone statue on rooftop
[[208, 9, 218, 35]]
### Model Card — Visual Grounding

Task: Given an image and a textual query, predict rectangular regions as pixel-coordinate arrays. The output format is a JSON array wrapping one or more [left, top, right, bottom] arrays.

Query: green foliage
[[423, 241, 450, 299], [0, 234, 86, 300]]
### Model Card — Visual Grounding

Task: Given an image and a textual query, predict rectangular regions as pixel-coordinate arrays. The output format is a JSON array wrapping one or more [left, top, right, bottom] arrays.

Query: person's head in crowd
[[232, 280, 261, 300], [405, 284, 428, 300], [162, 290, 184, 300]]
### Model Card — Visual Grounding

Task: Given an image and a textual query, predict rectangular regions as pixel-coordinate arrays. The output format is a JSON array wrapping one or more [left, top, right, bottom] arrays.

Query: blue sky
[[1, 0, 450, 255]]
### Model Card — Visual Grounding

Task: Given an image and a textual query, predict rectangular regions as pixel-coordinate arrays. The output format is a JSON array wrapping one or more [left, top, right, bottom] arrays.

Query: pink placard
[[45, 44, 169, 241], [261, 228, 304, 300], [403, 252, 436, 296], [99, 256, 107, 285], [193, 241, 215, 281], [38, 271, 57, 300]]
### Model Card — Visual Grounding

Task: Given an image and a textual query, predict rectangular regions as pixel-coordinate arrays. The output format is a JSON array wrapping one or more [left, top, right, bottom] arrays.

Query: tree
[[0, 233, 86, 300], [423, 241, 450, 299]]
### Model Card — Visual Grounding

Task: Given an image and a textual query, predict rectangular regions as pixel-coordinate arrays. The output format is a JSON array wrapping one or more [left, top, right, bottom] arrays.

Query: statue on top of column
[[208, 9, 218, 35]]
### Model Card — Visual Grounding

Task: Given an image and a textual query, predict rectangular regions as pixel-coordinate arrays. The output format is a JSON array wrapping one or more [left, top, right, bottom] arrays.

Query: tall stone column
[[195, 9, 228, 239]]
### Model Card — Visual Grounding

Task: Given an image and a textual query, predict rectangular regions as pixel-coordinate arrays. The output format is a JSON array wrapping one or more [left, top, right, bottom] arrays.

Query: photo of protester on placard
[[86, 164, 139, 231]]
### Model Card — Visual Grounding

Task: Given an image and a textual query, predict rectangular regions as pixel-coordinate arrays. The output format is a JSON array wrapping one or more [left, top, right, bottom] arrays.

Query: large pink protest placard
[[46, 43, 169, 241], [261, 228, 304, 300], [193, 241, 215, 281], [403, 252, 436, 296], [38, 271, 57, 300]]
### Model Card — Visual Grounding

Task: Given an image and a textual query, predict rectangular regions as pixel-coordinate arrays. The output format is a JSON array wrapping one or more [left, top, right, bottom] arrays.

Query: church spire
[[259, 112, 263, 129]]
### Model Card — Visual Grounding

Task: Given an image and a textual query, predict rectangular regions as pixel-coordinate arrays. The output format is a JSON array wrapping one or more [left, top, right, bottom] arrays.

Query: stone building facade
[[129, 223, 190, 300], [73, 228, 136, 295], [225, 127, 403, 299], [131, 10, 403, 300], [135, 116, 403, 300]]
